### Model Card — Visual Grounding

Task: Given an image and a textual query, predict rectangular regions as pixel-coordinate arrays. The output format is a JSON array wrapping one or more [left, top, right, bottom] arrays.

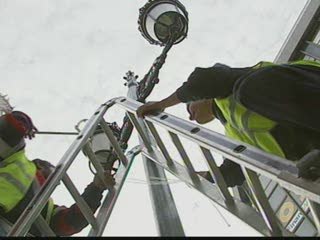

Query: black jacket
[[176, 62, 320, 161]]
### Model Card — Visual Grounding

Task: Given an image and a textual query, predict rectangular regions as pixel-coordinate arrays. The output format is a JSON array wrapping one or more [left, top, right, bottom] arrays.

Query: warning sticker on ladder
[[285, 199, 309, 233], [278, 201, 297, 225]]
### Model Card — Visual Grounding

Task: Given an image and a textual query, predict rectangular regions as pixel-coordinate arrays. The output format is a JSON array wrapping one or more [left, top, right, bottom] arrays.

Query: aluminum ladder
[[3, 0, 320, 236]]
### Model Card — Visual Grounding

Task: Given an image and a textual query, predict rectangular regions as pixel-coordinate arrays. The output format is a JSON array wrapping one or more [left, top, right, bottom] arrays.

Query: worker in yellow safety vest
[[0, 100, 115, 236], [137, 60, 320, 186]]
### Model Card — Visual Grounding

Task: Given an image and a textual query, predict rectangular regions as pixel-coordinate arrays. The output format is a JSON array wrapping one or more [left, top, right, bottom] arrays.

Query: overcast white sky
[[0, 0, 308, 236]]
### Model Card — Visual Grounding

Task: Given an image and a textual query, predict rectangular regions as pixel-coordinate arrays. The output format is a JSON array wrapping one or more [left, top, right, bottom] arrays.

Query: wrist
[[154, 101, 164, 109], [87, 182, 104, 193], [91, 182, 105, 192]]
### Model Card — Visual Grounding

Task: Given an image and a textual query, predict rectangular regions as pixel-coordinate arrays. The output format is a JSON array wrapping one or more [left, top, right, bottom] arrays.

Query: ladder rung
[[142, 145, 272, 236], [306, 199, 320, 233], [168, 131, 199, 182], [34, 216, 56, 237], [99, 118, 128, 166], [82, 143, 111, 186], [62, 174, 98, 230], [145, 120, 174, 165], [301, 41, 320, 60], [199, 147, 233, 203], [126, 112, 153, 152], [241, 168, 283, 235]]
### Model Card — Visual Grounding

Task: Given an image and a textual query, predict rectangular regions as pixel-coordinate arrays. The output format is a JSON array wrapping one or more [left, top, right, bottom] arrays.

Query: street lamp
[[75, 119, 121, 175], [120, 0, 189, 149], [138, 0, 189, 46], [89, 124, 121, 175]]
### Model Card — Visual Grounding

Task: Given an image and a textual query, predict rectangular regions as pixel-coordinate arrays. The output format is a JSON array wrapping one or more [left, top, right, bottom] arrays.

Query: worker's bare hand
[[93, 170, 116, 191], [136, 101, 164, 118]]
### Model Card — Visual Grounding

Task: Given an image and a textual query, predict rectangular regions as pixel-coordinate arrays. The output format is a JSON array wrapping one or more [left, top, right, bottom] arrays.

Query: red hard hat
[[0, 111, 37, 159]]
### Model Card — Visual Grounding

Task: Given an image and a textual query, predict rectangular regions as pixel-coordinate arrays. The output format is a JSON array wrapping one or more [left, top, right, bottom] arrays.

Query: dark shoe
[[197, 171, 214, 183], [197, 163, 245, 187]]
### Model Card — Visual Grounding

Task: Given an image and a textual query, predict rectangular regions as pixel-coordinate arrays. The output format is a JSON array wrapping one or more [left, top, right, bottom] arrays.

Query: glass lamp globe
[[138, 0, 189, 46]]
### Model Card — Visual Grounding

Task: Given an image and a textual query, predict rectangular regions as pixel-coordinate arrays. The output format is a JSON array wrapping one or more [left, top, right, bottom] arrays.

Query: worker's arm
[[137, 63, 251, 118], [137, 92, 181, 118], [49, 172, 115, 236], [176, 63, 251, 102]]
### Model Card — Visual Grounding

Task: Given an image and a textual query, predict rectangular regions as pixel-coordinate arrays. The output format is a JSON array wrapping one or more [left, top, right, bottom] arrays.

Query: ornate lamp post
[[122, 0, 189, 236], [120, 0, 189, 150]]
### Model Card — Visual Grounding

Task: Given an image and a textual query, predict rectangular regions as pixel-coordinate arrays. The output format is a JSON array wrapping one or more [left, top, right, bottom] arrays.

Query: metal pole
[[35, 131, 78, 136], [138, 116, 185, 236], [125, 47, 185, 235]]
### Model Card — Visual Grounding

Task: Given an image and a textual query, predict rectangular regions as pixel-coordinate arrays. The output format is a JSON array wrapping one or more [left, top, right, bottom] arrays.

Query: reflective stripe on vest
[[0, 150, 36, 212], [290, 59, 320, 68], [214, 59, 320, 158], [31, 173, 55, 224], [252, 59, 320, 69], [214, 96, 286, 158], [45, 198, 54, 223]]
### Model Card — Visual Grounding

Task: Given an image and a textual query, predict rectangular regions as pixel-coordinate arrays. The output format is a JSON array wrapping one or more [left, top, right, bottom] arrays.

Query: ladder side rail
[[274, 0, 320, 63], [241, 168, 283, 235], [199, 147, 234, 203], [125, 67, 187, 236], [115, 98, 320, 204], [134, 112, 186, 236], [116, 98, 298, 175], [88, 145, 141, 236], [8, 101, 114, 236], [142, 144, 272, 236], [142, 156, 186, 236], [168, 131, 200, 183]]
